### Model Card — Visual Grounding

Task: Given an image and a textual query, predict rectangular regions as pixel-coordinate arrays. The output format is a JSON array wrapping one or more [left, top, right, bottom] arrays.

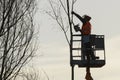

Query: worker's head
[[82, 15, 91, 21]]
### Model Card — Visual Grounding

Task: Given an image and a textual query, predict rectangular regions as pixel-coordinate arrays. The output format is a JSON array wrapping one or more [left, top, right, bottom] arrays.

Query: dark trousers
[[82, 42, 96, 60]]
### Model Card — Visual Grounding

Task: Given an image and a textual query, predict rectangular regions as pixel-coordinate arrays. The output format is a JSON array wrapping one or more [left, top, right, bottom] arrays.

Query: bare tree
[[18, 67, 49, 80], [46, 0, 77, 45], [0, 0, 36, 80]]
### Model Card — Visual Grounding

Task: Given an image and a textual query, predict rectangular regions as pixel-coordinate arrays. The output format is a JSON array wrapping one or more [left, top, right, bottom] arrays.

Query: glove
[[71, 11, 75, 14]]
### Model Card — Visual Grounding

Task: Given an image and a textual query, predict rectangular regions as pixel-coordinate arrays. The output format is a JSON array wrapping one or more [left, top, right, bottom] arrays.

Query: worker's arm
[[72, 11, 85, 23]]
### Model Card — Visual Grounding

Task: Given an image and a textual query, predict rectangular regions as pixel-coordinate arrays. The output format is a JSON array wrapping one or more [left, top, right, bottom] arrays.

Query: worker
[[72, 11, 96, 60]]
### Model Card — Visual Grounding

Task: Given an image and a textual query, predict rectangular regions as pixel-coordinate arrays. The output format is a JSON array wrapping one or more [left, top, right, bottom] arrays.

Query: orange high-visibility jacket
[[82, 22, 91, 35]]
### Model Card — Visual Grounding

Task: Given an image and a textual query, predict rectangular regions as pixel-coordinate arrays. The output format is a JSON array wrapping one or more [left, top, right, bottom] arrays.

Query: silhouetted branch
[[18, 67, 49, 80], [0, 0, 37, 80], [59, 0, 68, 14], [47, 0, 71, 45]]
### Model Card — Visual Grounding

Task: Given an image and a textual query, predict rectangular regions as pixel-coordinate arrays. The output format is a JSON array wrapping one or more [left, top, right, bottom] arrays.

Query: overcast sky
[[30, 0, 120, 80]]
